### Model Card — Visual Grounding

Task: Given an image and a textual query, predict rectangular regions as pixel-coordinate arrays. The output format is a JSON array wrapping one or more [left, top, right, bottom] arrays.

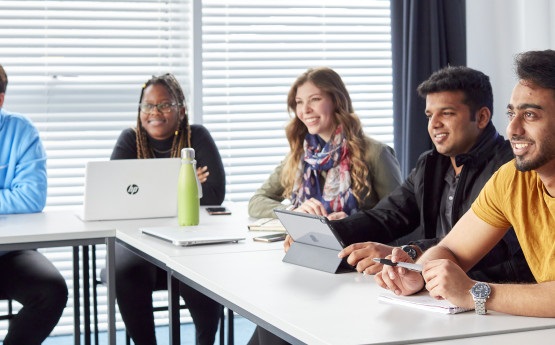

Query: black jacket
[[332, 123, 534, 283], [111, 125, 226, 206]]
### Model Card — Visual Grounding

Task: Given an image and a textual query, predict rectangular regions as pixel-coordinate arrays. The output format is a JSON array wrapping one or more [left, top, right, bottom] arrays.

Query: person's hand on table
[[196, 166, 209, 183], [423, 259, 476, 307], [338, 242, 395, 274], [283, 234, 294, 252], [374, 247, 424, 295]]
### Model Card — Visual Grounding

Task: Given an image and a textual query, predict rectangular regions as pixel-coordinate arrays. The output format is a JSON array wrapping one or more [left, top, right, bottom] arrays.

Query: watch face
[[471, 282, 491, 298], [401, 245, 417, 260]]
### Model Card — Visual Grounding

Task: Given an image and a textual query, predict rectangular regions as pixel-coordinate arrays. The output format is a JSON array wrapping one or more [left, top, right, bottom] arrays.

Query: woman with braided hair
[[111, 73, 225, 345]]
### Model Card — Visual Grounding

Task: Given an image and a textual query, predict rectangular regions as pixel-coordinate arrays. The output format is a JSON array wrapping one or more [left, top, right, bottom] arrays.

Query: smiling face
[[139, 83, 183, 140], [295, 81, 336, 142], [425, 90, 484, 157], [506, 80, 555, 174]]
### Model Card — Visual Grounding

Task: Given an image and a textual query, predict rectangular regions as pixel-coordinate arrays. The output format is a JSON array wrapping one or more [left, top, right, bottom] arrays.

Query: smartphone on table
[[253, 233, 287, 243], [205, 207, 232, 215]]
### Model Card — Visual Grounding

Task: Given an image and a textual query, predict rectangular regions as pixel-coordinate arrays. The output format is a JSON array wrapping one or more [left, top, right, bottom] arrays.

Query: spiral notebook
[[378, 290, 473, 314]]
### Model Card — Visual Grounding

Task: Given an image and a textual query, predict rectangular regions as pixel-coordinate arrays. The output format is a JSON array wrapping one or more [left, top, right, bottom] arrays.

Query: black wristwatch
[[401, 245, 418, 260]]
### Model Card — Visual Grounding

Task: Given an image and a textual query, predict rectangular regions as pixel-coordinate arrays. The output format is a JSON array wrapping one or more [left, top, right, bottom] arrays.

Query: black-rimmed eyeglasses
[[138, 103, 180, 113]]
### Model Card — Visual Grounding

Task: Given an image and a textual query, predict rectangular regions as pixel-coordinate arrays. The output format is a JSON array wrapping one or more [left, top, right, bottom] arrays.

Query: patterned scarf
[[291, 126, 358, 215]]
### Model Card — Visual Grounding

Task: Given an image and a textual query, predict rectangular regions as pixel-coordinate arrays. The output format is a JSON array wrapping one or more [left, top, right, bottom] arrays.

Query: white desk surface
[[109, 204, 284, 264], [24, 207, 549, 345], [0, 211, 115, 245], [0, 210, 117, 345], [166, 250, 555, 345], [420, 327, 555, 344]]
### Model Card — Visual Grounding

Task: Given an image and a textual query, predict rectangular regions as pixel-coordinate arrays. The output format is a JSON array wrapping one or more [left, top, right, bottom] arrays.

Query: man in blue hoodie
[[0, 64, 68, 345]]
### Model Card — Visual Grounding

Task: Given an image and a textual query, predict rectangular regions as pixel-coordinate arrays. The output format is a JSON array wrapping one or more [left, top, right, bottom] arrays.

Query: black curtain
[[391, 0, 467, 177]]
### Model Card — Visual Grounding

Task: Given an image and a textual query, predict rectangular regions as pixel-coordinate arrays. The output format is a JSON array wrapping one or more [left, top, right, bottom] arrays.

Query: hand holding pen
[[372, 258, 423, 272], [374, 247, 425, 295]]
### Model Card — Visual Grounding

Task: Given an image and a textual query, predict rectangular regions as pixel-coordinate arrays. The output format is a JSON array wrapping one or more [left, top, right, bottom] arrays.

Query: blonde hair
[[281, 67, 371, 204], [135, 73, 192, 158]]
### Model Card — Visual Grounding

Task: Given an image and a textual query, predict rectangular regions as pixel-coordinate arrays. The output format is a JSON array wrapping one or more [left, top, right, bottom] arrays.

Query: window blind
[[201, 0, 393, 201], [0, 0, 192, 208], [0, 0, 192, 338]]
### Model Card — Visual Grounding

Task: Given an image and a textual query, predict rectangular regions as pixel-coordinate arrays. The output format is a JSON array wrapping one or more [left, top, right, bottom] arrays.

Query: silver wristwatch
[[469, 282, 491, 315]]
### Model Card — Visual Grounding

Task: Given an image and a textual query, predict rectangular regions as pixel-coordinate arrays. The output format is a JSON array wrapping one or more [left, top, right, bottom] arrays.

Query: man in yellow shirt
[[375, 49, 555, 317]]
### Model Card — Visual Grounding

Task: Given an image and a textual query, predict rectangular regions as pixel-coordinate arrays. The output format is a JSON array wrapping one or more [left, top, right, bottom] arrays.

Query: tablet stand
[[282, 241, 344, 273]]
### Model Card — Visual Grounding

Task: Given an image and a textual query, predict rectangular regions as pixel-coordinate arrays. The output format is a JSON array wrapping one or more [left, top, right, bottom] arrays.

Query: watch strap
[[474, 298, 487, 315], [470, 282, 491, 315]]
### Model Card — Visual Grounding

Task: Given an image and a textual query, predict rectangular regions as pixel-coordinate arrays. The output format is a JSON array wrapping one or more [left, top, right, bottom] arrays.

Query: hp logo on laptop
[[127, 184, 139, 195]]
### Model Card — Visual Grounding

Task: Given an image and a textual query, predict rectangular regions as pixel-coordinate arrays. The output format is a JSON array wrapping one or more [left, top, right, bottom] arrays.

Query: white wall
[[466, 0, 555, 134]]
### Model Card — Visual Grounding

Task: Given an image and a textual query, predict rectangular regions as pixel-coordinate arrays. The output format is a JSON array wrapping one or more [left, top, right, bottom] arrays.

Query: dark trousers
[[0, 250, 68, 345], [115, 243, 222, 345], [247, 326, 290, 345]]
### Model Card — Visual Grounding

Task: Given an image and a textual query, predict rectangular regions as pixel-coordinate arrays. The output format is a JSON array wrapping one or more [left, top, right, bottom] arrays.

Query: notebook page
[[378, 290, 473, 314]]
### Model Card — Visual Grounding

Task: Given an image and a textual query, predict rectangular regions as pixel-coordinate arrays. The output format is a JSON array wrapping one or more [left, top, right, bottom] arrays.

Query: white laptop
[[79, 158, 181, 221], [140, 226, 245, 246]]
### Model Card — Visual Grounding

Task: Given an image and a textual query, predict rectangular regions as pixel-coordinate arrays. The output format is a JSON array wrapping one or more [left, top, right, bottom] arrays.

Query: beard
[[515, 153, 554, 171], [513, 135, 555, 172]]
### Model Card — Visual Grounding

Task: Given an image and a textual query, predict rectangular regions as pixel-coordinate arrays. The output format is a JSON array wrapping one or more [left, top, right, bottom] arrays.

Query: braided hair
[[136, 73, 192, 158]]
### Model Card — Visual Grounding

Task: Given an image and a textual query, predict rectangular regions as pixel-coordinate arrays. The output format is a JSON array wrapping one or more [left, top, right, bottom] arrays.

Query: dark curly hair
[[135, 73, 191, 158]]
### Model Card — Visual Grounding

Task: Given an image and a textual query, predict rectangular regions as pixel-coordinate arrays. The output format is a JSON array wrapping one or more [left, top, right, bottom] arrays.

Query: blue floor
[[40, 316, 256, 345]]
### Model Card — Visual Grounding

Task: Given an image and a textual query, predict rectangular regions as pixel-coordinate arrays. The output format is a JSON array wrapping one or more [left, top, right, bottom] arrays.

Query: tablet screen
[[273, 209, 344, 250]]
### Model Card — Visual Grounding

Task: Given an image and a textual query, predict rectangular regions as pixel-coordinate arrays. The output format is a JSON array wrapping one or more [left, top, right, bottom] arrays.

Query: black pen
[[372, 258, 423, 272]]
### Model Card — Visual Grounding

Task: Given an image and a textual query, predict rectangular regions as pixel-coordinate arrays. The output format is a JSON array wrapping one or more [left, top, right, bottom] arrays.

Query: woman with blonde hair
[[248, 67, 401, 220], [247, 68, 402, 344]]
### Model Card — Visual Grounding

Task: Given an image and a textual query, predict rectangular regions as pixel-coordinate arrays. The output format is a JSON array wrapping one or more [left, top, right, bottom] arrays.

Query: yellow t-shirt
[[472, 160, 555, 283]]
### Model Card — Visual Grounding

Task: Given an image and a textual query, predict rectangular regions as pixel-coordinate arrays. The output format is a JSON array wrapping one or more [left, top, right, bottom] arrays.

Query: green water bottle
[[178, 148, 201, 226]]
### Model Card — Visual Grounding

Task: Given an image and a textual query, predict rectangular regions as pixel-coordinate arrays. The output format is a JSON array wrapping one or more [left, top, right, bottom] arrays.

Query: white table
[[108, 203, 284, 344], [106, 203, 555, 344], [419, 327, 555, 344], [113, 204, 284, 264], [0, 211, 117, 345], [166, 250, 555, 345]]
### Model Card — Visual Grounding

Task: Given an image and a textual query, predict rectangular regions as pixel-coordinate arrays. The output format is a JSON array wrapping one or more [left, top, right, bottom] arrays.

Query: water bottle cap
[[181, 148, 195, 160]]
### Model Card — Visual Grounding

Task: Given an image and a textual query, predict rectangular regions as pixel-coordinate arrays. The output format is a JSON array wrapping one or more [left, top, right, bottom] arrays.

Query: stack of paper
[[378, 290, 473, 314]]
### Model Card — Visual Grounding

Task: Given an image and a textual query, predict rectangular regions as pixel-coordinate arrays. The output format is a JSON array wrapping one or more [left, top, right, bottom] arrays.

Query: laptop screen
[[80, 158, 181, 221]]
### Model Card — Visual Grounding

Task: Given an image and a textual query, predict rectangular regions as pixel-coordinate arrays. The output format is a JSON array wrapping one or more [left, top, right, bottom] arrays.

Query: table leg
[[105, 237, 116, 345], [228, 308, 234, 345], [83, 246, 91, 345], [168, 271, 180, 345], [73, 246, 81, 345]]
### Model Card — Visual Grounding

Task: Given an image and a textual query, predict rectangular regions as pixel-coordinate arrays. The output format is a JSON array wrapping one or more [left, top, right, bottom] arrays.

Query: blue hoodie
[[0, 108, 47, 214], [0, 108, 47, 256]]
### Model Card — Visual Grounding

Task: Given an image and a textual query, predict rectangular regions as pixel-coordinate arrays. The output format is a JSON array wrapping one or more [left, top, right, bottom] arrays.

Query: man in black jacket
[[333, 66, 534, 283]]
